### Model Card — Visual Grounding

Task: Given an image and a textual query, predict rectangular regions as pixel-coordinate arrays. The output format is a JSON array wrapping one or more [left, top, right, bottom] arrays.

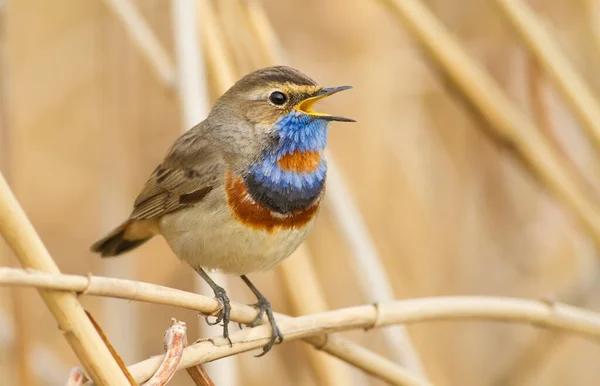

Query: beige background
[[2, 0, 600, 385]]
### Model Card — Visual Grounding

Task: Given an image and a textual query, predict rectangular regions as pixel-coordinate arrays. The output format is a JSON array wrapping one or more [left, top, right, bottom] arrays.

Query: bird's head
[[209, 66, 354, 168]]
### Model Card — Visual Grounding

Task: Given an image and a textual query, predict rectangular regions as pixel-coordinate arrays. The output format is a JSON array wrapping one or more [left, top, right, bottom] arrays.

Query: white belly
[[158, 189, 315, 275]]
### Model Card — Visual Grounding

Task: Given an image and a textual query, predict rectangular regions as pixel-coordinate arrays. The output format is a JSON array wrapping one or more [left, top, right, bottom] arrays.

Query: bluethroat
[[91, 66, 354, 355]]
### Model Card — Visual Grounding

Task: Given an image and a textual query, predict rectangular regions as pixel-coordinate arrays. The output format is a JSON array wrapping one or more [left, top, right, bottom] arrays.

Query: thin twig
[[495, 0, 600, 155], [85, 311, 137, 385], [143, 319, 188, 386], [0, 267, 429, 386], [102, 0, 176, 88], [186, 365, 216, 386], [0, 174, 130, 385], [373, 0, 600, 248]]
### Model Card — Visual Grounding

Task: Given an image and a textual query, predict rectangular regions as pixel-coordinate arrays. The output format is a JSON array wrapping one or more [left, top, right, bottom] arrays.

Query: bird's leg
[[196, 268, 232, 346], [240, 274, 284, 356]]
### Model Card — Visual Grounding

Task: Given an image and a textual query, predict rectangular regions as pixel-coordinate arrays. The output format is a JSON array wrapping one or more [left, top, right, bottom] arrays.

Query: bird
[[91, 65, 354, 355]]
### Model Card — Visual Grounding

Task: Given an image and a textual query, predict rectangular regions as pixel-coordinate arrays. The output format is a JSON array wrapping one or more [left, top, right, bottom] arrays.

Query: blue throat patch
[[244, 112, 328, 214]]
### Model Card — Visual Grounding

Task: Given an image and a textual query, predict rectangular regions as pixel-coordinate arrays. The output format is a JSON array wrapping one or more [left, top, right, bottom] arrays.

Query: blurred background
[[2, 0, 600, 385]]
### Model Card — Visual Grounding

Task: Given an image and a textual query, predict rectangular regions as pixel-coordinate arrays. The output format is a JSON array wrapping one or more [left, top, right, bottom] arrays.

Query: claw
[[203, 285, 232, 347], [246, 294, 283, 355], [240, 275, 284, 355], [255, 316, 284, 357], [205, 315, 222, 326], [195, 268, 233, 347]]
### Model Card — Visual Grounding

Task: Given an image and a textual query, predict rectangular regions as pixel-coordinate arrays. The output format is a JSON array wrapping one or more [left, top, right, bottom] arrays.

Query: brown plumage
[[90, 65, 353, 355]]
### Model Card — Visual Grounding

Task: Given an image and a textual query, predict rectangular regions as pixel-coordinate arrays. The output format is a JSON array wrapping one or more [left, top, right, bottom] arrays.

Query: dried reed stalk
[[123, 294, 600, 385], [527, 59, 574, 172], [7, 268, 600, 385], [16, 269, 600, 384], [495, 0, 600, 156], [242, 0, 427, 375], [0, 175, 130, 384], [0, 267, 430, 386], [172, 0, 210, 126], [102, 0, 176, 87], [374, 0, 600, 248], [9, 266, 596, 340]]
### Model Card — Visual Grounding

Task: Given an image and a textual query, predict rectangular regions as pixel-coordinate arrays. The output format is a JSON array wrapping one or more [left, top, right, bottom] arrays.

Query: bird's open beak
[[296, 86, 356, 122]]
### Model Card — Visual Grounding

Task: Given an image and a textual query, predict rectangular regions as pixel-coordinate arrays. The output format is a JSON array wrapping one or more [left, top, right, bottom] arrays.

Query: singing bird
[[91, 66, 354, 354]]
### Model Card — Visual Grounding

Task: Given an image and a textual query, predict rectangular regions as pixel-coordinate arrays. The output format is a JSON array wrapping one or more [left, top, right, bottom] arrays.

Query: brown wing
[[130, 126, 224, 220]]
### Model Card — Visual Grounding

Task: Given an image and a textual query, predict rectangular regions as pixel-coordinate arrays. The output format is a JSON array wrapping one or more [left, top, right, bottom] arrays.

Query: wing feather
[[129, 126, 224, 220]]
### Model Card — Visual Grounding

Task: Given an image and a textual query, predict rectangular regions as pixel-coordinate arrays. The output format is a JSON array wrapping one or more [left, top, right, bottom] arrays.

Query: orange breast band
[[224, 171, 320, 232]]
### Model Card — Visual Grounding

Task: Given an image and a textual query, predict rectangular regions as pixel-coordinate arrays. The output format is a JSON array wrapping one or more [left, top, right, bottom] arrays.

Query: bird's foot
[[205, 285, 232, 346], [247, 294, 284, 357]]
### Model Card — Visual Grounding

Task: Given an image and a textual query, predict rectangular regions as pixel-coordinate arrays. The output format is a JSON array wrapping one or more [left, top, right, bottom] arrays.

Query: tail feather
[[91, 220, 155, 257]]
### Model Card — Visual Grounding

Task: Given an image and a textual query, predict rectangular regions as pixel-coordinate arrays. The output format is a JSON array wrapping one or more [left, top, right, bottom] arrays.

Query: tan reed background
[[2, 0, 600, 385]]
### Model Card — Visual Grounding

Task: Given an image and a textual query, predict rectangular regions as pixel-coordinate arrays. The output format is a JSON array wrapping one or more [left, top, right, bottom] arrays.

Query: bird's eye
[[269, 91, 288, 106]]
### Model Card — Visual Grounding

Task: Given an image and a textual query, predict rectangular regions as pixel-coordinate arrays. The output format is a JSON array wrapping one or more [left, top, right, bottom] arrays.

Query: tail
[[91, 219, 158, 257]]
